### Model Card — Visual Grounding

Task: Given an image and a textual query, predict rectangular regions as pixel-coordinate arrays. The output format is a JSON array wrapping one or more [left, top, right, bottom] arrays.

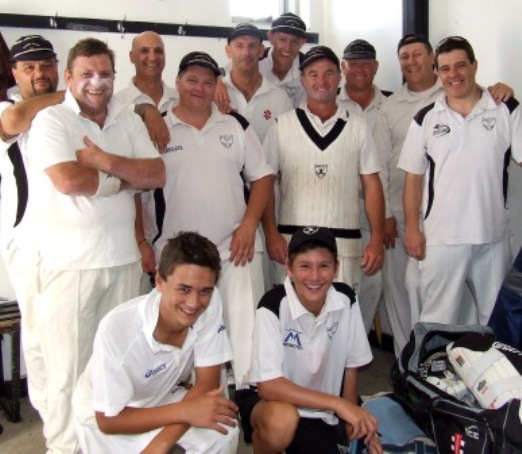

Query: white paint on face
[[76, 74, 114, 93]]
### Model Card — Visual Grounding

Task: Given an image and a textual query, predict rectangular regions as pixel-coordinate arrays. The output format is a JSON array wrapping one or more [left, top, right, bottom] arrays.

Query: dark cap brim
[[10, 49, 56, 63], [271, 25, 306, 38]]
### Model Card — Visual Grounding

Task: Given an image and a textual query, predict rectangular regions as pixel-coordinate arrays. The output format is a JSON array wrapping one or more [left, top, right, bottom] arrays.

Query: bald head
[[130, 31, 165, 79]]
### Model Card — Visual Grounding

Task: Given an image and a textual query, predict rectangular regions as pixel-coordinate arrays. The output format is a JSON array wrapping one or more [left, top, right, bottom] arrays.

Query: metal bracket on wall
[[0, 13, 319, 43]]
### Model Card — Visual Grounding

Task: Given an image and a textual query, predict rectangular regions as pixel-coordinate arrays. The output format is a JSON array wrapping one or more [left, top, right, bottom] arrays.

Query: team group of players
[[0, 10, 521, 454]]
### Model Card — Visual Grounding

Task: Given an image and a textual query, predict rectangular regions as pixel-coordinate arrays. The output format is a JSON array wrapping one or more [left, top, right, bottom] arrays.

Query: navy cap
[[343, 39, 376, 60], [228, 23, 263, 44], [288, 227, 338, 255], [397, 33, 433, 53], [300, 45, 340, 71], [178, 51, 221, 76], [271, 13, 306, 38], [10, 35, 56, 63]]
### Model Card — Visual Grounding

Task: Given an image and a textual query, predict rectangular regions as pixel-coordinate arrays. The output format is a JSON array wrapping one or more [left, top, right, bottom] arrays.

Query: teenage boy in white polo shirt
[[73, 231, 239, 454], [236, 227, 382, 454], [399, 36, 522, 326]]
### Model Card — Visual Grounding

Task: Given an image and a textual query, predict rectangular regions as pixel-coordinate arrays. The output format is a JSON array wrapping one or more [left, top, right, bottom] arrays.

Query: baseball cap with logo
[[288, 227, 338, 255], [343, 39, 376, 60], [228, 23, 263, 44], [300, 45, 340, 71], [10, 35, 56, 63], [271, 13, 307, 38], [178, 51, 222, 76]]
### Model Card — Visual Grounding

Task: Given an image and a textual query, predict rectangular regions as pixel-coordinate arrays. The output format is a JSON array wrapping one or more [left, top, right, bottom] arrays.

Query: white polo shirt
[[249, 277, 372, 424], [149, 104, 274, 262], [222, 73, 292, 142], [26, 90, 160, 270], [337, 85, 392, 220], [73, 286, 232, 424], [380, 80, 443, 213], [398, 90, 522, 245], [115, 79, 178, 114], [259, 47, 306, 108]]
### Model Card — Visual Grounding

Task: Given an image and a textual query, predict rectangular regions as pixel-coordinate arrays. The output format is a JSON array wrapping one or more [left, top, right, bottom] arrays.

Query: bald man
[[117, 32, 177, 281]]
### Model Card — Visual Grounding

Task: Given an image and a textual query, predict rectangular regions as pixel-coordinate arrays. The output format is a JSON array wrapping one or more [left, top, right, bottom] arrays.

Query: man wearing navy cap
[[0, 34, 63, 433], [261, 12, 308, 107], [222, 23, 292, 141], [263, 45, 385, 299], [337, 39, 392, 334], [142, 50, 274, 390]]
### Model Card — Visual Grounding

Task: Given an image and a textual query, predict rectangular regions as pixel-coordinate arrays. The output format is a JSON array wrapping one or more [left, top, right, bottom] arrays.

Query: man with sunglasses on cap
[[236, 226, 382, 454], [338, 39, 392, 334], [0, 34, 64, 432], [398, 36, 522, 327], [143, 51, 274, 390], [263, 45, 385, 297], [379, 33, 513, 356]]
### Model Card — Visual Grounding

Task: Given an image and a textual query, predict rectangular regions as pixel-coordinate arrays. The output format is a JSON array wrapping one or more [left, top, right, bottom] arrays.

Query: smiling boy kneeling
[[236, 227, 383, 454], [73, 231, 239, 454]]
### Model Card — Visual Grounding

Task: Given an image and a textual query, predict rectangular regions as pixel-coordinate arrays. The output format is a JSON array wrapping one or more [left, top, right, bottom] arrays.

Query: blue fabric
[[489, 247, 522, 349]]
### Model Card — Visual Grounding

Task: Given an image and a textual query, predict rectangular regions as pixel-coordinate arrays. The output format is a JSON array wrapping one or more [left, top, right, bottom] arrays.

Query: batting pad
[[446, 333, 522, 410]]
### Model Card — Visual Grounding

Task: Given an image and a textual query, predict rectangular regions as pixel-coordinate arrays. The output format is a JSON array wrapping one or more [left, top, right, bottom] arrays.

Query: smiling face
[[156, 263, 217, 333], [301, 58, 341, 105], [398, 42, 436, 91], [65, 54, 114, 120], [267, 31, 305, 72], [12, 58, 59, 99], [341, 58, 378, 92], [437, 49, 478, 101], [287, 246, 339, 315], [176, 64, 217, 112], [130, 32, 165, 79]]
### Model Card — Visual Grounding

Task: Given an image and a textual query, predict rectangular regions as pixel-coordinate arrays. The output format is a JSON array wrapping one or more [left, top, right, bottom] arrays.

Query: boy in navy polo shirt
[[236, 227, 382, 453]]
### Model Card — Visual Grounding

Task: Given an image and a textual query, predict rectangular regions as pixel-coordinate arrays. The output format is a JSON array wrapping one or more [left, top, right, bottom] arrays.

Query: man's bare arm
[[76, 136, 165, 189], [0, 91, 65, 136]]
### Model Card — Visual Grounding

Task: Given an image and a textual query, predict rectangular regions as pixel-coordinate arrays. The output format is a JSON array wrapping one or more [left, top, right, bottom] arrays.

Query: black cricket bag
[[390, 322, 522, 454]]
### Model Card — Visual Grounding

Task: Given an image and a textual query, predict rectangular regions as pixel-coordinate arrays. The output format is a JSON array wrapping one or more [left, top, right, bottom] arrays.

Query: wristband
[[138, 239, 148, 246], [94, 171, 121, 197]]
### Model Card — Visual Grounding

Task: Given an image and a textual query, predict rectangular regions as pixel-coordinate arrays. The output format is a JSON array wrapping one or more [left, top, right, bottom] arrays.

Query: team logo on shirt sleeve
[[219, 135, 234, 148], [314, 164, 328, 178], [481, 117, 496, 131], [283, 329, 303, 350], [433, 123, 451, 137]]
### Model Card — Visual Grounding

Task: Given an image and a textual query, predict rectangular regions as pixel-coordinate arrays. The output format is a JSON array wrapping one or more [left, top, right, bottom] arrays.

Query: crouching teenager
[[73, 232, 239, 453], [236, 227, 383, 454]]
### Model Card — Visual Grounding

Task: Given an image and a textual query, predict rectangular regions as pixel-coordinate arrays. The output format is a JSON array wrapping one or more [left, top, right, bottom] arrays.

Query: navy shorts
[[235, 388, 348, 453]]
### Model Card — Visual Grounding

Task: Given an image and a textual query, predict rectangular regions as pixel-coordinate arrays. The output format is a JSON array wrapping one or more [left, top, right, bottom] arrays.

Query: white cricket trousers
[[38, 261, 141, 453], [419, 239, 512, 325], [382, 211, 421, 357], [218, 253, 264, 388], [75, 388, 239, 454], [1, 242, 46, 418]]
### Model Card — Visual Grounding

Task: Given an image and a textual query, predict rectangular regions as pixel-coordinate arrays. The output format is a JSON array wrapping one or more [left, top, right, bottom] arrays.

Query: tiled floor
[[0, 347, 396, 453]]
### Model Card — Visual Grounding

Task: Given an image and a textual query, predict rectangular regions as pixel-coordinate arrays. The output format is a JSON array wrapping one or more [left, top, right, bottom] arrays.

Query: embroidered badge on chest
[[285, 85, 298, 98], [433, 123, 451, 137], [219, 135, 234, 148], [315, 164, 328, 178], [481, 117, 496, 131], [264, 109, 272, 120]]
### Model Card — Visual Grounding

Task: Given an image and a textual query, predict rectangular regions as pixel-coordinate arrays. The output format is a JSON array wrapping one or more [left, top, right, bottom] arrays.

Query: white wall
[[323, 0, 403, 92], [430, 0, 522, 254]]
